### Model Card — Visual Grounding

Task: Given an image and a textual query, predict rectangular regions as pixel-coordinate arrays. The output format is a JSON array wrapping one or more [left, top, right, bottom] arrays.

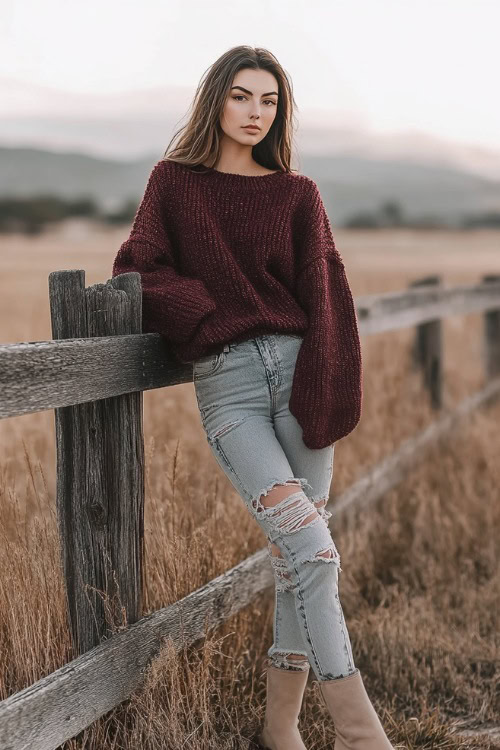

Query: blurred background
[[1, 0, 500, 241], [0, 2, 499, 748]]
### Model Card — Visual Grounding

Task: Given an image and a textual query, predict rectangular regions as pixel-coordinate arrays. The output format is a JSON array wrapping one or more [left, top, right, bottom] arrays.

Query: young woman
[[112, 45, 395, 750]]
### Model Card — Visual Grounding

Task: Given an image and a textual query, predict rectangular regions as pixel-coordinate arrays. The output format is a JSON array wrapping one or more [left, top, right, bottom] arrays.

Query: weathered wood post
[[482, 274, 500, 380], [410, 275, 443, 409], [48, 269, 144, 655]]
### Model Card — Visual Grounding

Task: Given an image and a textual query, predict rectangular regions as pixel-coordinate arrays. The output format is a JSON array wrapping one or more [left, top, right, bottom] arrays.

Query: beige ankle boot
[[318, 669, 395, 749], [257, 663, 310, 750]]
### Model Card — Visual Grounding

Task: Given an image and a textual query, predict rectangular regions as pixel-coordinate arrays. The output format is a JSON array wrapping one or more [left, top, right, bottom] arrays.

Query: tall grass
[[0, 225, 498, 748]]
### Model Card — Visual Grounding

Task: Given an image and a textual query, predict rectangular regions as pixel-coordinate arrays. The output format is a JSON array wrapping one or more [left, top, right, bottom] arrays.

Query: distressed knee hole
[[259, 480, 305, 508], [250, 478, 312, 511], [302, 542, 342, 569], [255, 483, 322, 535]]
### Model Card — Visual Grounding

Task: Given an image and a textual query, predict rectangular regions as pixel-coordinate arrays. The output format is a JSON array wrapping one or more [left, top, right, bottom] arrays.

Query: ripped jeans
[[193, 333, 357, 682]]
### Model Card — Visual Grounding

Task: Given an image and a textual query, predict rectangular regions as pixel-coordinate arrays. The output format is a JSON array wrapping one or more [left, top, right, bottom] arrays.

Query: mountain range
[[1, 144, 498, 226], [1, 77, 499, 225]]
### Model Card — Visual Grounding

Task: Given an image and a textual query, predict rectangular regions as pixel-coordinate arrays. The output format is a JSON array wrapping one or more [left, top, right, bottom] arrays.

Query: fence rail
[[2, 275, 500, 420], [0, 269, 499, 750]]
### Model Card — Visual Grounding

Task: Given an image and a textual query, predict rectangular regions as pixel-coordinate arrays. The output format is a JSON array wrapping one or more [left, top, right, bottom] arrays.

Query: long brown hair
[[162, 45, 299, 174]]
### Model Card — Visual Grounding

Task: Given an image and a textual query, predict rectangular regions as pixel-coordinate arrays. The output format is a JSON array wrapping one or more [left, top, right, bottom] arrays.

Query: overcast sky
[[1, 0, 499, 151]]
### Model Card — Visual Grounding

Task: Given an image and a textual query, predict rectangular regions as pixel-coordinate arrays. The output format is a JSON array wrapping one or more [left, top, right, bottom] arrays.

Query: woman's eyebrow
[[231, 85, 278, 97]]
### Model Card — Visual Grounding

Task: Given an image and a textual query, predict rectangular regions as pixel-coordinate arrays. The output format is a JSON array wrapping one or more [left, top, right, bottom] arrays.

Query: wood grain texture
[[49, 270, 145, 656]]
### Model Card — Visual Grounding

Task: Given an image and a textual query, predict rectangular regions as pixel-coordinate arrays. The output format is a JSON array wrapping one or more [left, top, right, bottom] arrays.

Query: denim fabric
[[193, 333, 356, 681]]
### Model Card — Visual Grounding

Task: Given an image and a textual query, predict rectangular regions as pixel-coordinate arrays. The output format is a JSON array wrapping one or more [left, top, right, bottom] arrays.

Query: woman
[[112, 45, 395, 750]]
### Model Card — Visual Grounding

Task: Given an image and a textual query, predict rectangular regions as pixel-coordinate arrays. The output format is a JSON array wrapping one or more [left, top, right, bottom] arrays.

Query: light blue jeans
[[193, 333, 357, 681]]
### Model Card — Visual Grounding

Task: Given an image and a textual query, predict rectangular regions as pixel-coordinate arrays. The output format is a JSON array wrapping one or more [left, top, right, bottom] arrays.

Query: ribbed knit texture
[[111, 159, 362, 449]]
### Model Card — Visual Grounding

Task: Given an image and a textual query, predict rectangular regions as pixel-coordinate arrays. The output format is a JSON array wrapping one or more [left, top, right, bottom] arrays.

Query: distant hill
[[1, 145, 499, 226]]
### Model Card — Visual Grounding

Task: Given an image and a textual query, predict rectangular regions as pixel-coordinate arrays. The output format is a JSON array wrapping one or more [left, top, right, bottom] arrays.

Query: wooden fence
[[0, 269, 499, 750]]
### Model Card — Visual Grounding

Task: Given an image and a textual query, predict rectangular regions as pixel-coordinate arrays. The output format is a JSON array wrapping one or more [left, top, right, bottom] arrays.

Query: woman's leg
[[194, 335, 395, 748], [249, 483, 356, 681], [194, 343, 309, 671], [265, 451, 336, 675], [193, 335, 355, 681], [271, 336, 357, 681]]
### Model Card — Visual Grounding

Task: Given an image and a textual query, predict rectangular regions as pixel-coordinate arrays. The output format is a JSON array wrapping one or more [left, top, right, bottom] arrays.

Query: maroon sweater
[[111, 159, 362, 449]]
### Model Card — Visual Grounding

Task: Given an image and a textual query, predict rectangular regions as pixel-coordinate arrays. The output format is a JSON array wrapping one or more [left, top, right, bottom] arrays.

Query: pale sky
[[1, 0, 499, 151]]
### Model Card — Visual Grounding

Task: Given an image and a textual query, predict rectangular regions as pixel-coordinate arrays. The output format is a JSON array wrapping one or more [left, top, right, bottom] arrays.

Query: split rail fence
[[0, 269, 499, 750]]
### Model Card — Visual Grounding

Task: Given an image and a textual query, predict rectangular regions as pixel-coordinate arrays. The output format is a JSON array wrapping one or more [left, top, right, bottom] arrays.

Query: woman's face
[[220, 68, 279, 146]]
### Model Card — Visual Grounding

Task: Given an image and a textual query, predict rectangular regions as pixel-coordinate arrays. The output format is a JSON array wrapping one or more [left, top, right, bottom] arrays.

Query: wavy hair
[[162, 45, 299, 174]]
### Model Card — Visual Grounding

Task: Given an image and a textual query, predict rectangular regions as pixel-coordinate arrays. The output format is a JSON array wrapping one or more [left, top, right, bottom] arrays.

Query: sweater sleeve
[[288, 182, 363, 449], [111, 161, 216, 342]]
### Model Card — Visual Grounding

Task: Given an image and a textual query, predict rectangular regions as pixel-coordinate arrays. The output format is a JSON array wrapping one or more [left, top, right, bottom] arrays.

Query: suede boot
[[256, 663, 310, 750], [318, 669, 395, 749]]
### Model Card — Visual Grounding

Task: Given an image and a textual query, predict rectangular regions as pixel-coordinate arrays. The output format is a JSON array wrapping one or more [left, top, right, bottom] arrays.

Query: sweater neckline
[[197, 164, 286, 183]]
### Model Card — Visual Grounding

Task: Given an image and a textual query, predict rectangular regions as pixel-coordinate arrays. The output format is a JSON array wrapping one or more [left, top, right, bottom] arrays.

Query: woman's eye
[[232, 95, 276, 106]]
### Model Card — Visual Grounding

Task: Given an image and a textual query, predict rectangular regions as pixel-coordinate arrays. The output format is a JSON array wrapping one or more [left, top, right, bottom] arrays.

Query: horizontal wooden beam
[[0, 333, 192, 419], [355, 279, 500, 335], [1, 280, 500, 420], [0, 548, 274, 750]]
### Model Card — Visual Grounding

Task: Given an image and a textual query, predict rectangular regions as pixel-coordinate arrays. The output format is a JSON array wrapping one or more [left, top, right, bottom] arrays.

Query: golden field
[[0, 222, 499, 749]]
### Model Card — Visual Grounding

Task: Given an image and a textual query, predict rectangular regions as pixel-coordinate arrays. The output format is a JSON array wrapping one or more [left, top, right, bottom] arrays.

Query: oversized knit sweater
[[111, 159, 362, 449]]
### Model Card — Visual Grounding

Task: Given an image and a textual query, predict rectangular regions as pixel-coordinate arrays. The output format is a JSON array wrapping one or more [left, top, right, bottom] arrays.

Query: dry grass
[[0, 223, 499, 749]]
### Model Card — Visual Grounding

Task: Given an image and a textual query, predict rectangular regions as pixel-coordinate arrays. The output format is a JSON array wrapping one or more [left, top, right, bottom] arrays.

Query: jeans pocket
[[193, 350, 227, 380]]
